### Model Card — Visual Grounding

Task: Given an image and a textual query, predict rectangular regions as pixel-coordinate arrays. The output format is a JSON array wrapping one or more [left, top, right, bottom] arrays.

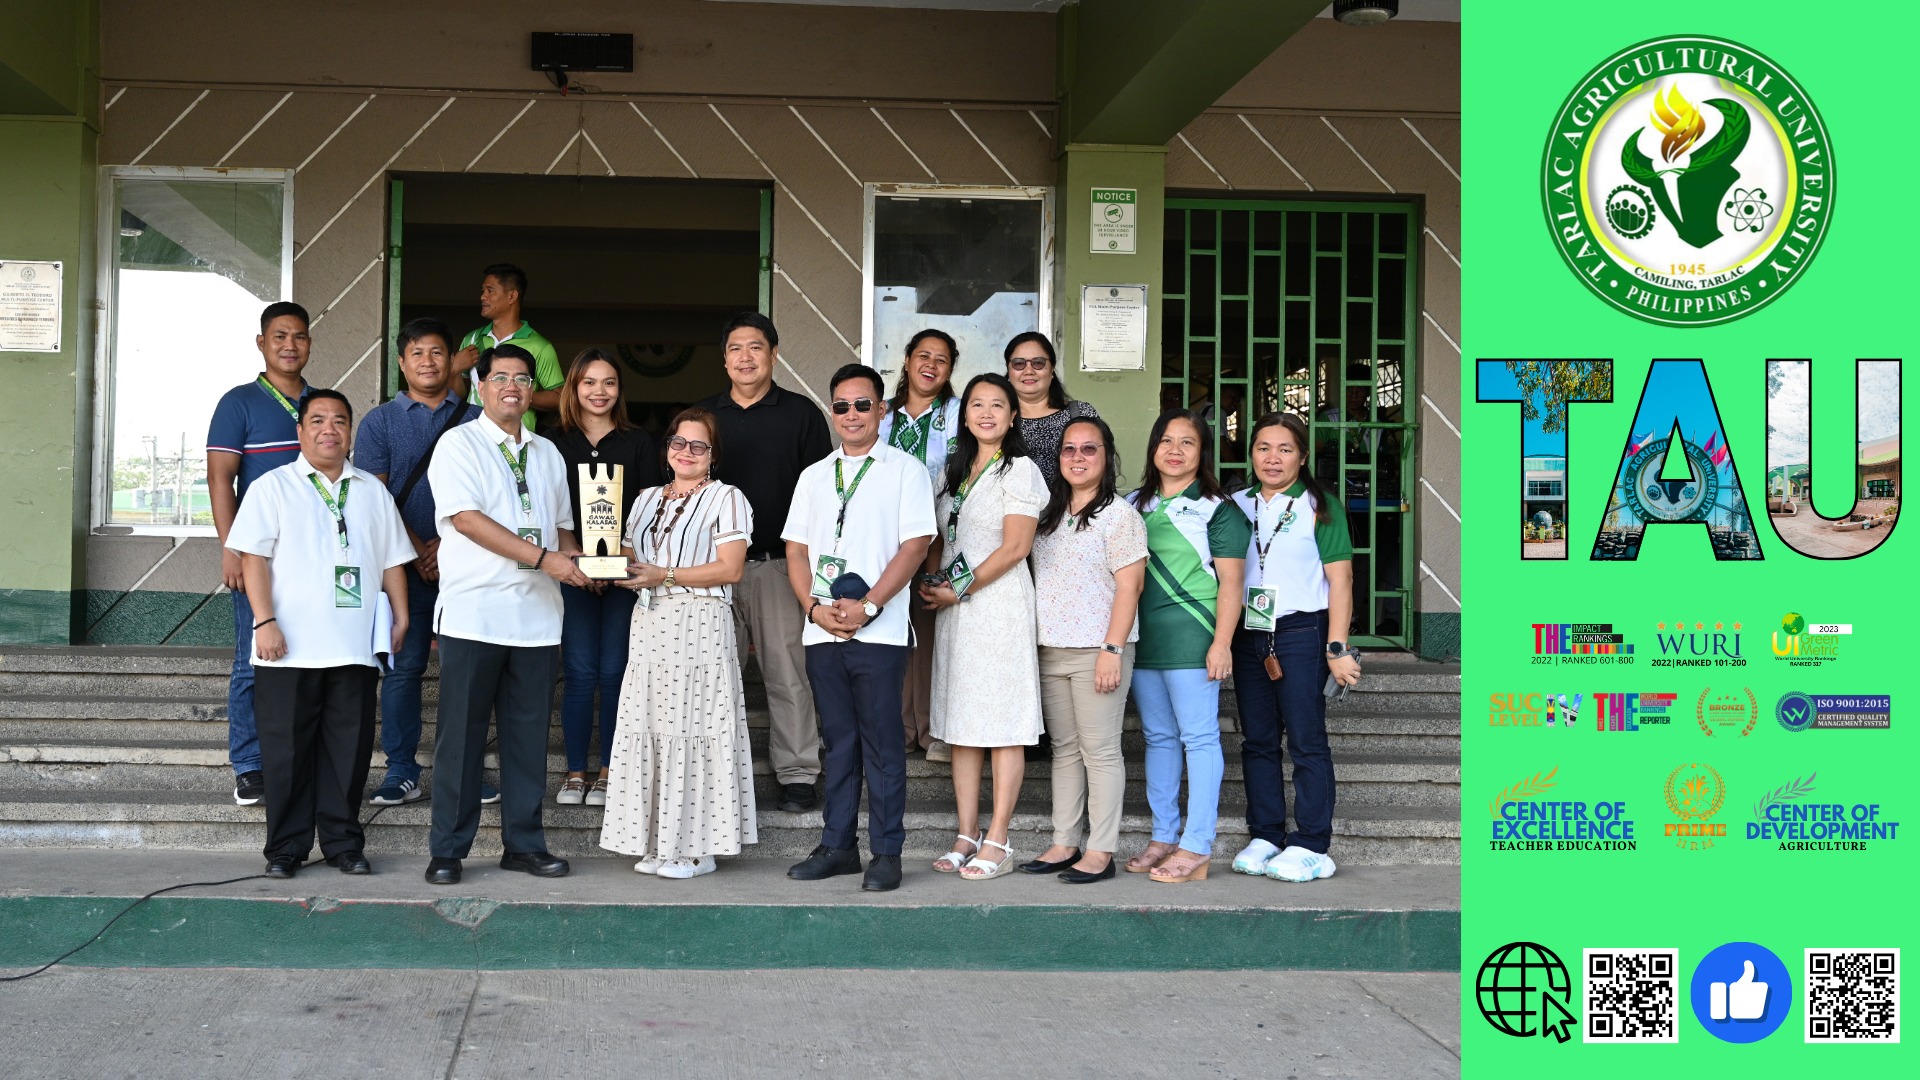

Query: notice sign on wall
[[0, 261, 62, 353], [1090, 189, 1137, 253], [1079, 284, 1148, 371]]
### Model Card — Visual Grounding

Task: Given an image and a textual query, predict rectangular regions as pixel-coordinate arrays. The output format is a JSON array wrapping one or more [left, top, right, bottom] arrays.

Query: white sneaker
[[1231, 838, 1281, 876], [1264, 846, 1336, 883], [925, 739, 952, 763], [633, 858, 663, 875], [657, 856, 716, 880], [556, 777, 587, 805], [584, 779, 608, 806]]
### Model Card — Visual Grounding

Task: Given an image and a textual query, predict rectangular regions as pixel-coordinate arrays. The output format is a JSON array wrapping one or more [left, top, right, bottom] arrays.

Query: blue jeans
[[228, 589, 260, 775], [1133, 666, 1224, 856], [1231, 611, 1335, 853], [377, 566, 439, 783], [560, 583, 636, 772]]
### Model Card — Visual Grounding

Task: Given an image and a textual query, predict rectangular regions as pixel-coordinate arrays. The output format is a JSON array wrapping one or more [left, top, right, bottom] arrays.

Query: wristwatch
[[860, 599, 881, 624], [1326, 641, 1350, 658], [664, 566, 677, 588], [1100, 642, 1125, 656]]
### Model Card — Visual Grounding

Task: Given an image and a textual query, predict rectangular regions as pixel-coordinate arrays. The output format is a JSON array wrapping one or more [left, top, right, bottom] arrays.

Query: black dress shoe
[[862, 854, 902, 892], [326, 851, 371, 875], [500, 850, 570, 877], [1019, 849, 1082, 875], [425, 857, 462, 885], [264, 854, 300, 879], [787, 845, 861, 880], [777, 782, 818, 812], [1058, 860, 1117, 884]]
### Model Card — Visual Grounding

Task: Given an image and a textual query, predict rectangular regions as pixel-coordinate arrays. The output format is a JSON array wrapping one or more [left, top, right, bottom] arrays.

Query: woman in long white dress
[[918, 373, 1047, 881], [598, 407, 758, 879]]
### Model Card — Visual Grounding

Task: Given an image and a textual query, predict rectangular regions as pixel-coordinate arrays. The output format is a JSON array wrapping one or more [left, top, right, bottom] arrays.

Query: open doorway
[[386, 174, 770, 433]]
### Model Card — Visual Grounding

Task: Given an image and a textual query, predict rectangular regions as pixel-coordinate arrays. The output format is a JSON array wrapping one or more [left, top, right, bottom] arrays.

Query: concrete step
[[0, 738, 1460, 808], [0, 789, 1459, 865]]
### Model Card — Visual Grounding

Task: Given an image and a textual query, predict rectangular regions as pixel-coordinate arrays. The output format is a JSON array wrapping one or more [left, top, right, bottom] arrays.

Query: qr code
[[1806, 949, 1900, 1043], [1582, 948, 1678, 1042]]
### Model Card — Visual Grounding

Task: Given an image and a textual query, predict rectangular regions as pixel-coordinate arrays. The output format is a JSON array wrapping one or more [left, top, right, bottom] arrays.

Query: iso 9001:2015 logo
[[1541, 36, 1833, 326]]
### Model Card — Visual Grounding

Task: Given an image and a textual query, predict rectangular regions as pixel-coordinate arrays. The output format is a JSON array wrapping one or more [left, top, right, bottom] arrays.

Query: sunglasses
[[830, 398, 875, 415], [1007, 357, 1052, 372], [667, 436, 712, 456], [1060, 443, 1103, 459]]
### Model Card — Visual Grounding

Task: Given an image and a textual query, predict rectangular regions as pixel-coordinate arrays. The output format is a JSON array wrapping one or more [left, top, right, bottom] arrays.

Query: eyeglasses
[[1060, 443, 1103, 459], [485, 373, 535, 388], [667, 436, 712, 456], [830, 398, 875, 415], [1008, 357, 1052, 372]]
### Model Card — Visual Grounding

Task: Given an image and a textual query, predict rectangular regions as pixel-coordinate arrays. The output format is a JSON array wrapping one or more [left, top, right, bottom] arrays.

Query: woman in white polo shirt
[[1228, 412, 1361, 884], [226, 389, 414, 878]]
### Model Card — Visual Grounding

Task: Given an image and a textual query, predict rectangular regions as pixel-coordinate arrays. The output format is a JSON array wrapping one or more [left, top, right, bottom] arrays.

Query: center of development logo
[[1542, 36, 1833, 325]]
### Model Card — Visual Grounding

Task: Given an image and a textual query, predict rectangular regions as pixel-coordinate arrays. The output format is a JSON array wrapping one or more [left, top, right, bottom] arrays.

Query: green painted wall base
[[1417, 612, 1462, 663], [0, 589, 73, 645], [83, 589, 230, 646], [0, 895, 1459, 972]]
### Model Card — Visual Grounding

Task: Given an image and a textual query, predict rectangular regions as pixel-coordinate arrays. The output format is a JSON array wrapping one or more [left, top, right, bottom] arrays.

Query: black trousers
[[253, 664, 377, 862], [805, 640, 910, 856], [430, 636, 558, 859]]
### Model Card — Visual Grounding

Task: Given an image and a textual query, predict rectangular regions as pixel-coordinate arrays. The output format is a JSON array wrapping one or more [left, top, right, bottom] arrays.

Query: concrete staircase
[[0, 646, 1459, 864]]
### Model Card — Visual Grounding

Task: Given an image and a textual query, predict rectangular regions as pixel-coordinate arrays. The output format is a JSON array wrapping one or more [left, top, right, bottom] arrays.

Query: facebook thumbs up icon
[[1692, 943, 1791, 1043], [1710, 960, 1768, 1021]]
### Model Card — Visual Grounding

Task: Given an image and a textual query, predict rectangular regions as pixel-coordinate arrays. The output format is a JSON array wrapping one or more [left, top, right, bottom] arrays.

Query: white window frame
[[860, 182, 1054, 373], [93, 166, 295, 535]]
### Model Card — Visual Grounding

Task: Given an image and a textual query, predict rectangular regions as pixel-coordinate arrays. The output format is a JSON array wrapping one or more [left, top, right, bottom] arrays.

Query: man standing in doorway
[[424, 344, 586, 885], [207, 301, 312, 807], [782, 363, 935, 891], [353, 317, 482, 807], [697, 313, 832, 812], [451, 263, 562, 429]]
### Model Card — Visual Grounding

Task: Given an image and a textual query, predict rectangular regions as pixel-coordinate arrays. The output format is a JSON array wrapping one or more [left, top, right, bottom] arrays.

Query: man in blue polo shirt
[[207, 301, 312, 806], [353, 316, 483, 805]]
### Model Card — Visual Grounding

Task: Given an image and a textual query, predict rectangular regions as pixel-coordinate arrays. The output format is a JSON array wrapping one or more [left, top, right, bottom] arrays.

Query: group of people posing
[[211, 263, 1361, 893]]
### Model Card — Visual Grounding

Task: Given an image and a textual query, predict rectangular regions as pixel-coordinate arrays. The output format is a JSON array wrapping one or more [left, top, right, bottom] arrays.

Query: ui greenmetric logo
[[1542, 35, 1833, 326]]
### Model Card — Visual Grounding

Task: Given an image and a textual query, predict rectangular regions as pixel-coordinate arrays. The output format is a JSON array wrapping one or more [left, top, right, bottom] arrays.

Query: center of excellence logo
[[1489, 767, 1637, 852], [1541, 35, 1833, 325]]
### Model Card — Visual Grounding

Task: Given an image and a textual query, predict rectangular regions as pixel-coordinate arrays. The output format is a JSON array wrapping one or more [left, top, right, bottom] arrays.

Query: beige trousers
[[733, 558, 820, 784], [902, 596, 935, 750], [1038, 644, 1133, 852]]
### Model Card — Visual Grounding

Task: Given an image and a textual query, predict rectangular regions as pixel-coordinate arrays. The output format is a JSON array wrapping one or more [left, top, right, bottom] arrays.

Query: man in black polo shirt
[[697, 312, 832, 811]]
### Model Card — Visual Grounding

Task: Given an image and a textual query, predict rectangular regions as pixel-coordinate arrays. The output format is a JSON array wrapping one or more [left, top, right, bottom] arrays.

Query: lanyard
[[257, 376, 300, 421], [1253, 493, 1298, 577], [832, 456, 875, 546], [946, 450, 1001, 544], [496, 439, 533, 517], [307, 473, 351, 551]]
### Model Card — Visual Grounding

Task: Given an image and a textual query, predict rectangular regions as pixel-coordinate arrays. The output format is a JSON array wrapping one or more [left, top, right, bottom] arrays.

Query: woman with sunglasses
[[1228, 413, 1359, 884], [599, 407, 757, 879], [1126, 409, 1250, 883], [1005, 332, 1098, 486], [1026, 416, 1146, 884], [549, 349, 660, 807], [875, 330, 963, 762], [918, 373, 1048, 881]]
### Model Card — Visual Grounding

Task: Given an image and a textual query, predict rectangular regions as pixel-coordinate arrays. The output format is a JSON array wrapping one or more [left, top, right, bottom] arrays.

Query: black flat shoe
[[1018, 849, 1082, 875], [264, 854, 300, 879], [500, 850, 570, 877], [787, 845, 861, 880], [1058, 861, 1117, 884], [862, 854, 902, 892], [425, 857, 462, 885], [326, 851, 371, 875]]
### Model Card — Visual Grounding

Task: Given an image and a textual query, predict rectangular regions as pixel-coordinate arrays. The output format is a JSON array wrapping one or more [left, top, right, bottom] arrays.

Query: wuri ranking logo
[[1542, 36, 1833, 325]]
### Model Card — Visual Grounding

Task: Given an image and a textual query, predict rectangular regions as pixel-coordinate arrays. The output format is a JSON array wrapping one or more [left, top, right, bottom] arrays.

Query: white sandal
[[961, 838, 1015, 880], [933, 834, 980, 873]]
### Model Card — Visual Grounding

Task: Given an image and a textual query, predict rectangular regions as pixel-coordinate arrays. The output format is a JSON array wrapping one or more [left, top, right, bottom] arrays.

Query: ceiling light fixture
[[1333, 0, 1399, 27]]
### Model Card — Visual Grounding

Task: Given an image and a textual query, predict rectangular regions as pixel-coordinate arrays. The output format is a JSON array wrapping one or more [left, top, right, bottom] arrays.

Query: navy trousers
[[1230, 610, 1337, 853], [805, 640, 910, 856]]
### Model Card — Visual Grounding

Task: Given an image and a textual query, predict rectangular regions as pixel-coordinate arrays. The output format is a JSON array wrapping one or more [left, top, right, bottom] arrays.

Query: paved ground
[[1522, 540, 1566, 559], [1767, 498, 1896, 557], [0, 966, 1460, 1079]]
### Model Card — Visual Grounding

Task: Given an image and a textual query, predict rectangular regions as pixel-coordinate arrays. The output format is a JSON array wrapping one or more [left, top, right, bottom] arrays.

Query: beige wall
[[88, 1, 1459, 649]]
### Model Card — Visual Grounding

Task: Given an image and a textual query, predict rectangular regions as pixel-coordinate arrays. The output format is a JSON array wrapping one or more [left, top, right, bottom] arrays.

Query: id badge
[[811, 554, 848, 599], [1243, 585, 1279, 631], [516, 527, 543, 570], [944, 551, 976, 599], [334, 566, 364, 609]]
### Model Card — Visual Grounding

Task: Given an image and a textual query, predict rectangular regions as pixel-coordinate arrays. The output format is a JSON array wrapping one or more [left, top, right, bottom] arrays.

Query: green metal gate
[[1162, 199, 1418, 649]]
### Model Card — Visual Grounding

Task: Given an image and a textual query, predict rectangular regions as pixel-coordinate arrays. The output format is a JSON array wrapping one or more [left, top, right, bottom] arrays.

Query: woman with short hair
[[598, 408, 757, 879]]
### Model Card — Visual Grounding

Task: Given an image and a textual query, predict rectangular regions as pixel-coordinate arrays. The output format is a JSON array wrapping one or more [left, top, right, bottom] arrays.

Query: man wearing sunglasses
[[696, 313, 833, 813], [422, 344, 589, 885]]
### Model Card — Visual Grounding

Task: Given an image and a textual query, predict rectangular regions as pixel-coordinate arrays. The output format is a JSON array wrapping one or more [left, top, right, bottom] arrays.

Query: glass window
[[102, 169, 291, 531], [864, 185, 1050, 387]]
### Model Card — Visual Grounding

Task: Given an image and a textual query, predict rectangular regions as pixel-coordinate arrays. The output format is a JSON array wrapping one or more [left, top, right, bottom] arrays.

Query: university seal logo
[[1541, 36, 1833, 326]]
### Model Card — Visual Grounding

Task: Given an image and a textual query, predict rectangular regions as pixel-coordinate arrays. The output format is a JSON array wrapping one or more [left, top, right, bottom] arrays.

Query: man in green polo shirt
[[452, 262, 563, 430]]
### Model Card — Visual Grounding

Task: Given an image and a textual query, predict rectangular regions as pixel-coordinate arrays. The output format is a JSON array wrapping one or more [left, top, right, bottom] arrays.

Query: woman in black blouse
[[1005, 332, 1098, 486], [549, 348, 660, 807]]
